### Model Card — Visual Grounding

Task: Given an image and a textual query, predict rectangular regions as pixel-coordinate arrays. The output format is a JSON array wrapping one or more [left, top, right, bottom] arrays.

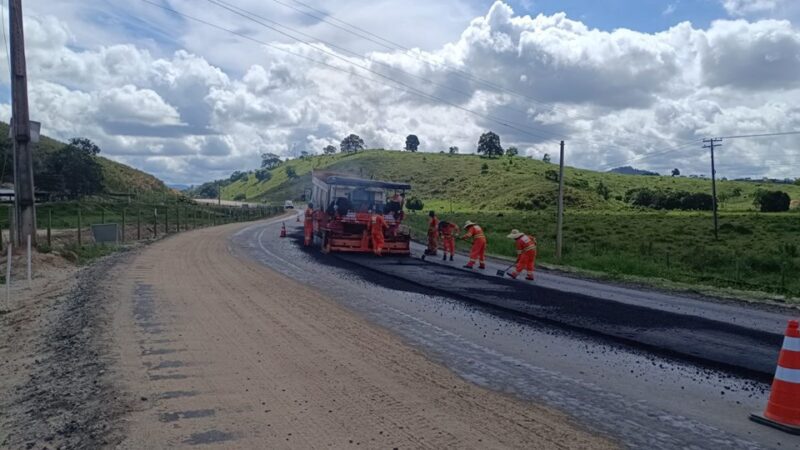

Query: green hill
[[0, 122, 168, 196], [209, 149, 800, 300], [218, 150, 800, 212]]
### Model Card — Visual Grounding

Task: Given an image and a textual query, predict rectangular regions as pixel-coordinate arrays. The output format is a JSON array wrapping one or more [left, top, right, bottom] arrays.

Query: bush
[[624, 188, 712, 211], [753, 190, 791, 212], [285, 166, 298, 179], [406, 197, 424, 212], [480, 163, 489, 174], [233, 193, 246, 201], [545, 169, 559, 182], [254, 169, 272, 182], [595, 181, 610, 200]]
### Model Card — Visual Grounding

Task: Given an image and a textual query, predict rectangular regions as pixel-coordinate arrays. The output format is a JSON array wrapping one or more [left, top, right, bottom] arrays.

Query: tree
[[477, 131, 503, 157], [506, 146, 519, 157], [753, 190, 791, 212], [340, 134, 365, 153], [595, 181, 610, 200], [406, 196, 424, 212], [229, 171, 248, 182], [285, 166, 298, 179], [254, 169, 272, 182], [405, 134, 420, 152], [261, 152, 282, 169], [448, 146, 459, 155], [41, 138, 104, 198], [542, 153, 551, 164], [795, 178, 800, 186], [672, 168, 680, 177], [323, 145, 337, 155], [300, 151, 310, 159]]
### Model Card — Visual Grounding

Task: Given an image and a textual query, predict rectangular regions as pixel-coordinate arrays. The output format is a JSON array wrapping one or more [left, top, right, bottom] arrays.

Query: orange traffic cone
[[280, 223, 287, 238], [751, 319, 800, 435]]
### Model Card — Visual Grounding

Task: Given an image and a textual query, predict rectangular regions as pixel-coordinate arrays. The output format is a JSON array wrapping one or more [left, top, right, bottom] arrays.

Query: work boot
[[442, 254, 447, 261], [449, 255, 454, 261], [526, 275, 535, 281], [479, 264, 486, 270], [463, 264, 473, 269], [509, 272, 518, 279]]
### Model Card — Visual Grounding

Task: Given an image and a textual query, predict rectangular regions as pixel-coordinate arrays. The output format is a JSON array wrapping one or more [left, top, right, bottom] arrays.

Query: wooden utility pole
[[703, 138, 722, 239], [555, 140, 565, 261], [9, 0, 36, 246], [217, 181, 221, 205]]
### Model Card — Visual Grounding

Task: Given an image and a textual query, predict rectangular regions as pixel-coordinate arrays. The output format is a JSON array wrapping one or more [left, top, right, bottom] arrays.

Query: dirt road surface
[[108, 221, 615, 448]]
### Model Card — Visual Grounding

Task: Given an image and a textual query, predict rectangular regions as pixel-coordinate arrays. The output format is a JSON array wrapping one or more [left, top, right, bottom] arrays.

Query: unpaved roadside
[[109, 221, 616, 449]]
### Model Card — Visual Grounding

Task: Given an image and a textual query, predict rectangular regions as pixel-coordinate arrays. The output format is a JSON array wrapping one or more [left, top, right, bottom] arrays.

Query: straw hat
[[506, 229, 525, 239], [463, 220, 476, 228]]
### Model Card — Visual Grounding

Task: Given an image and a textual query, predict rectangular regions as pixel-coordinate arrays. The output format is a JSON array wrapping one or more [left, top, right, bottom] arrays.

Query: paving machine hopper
[[310, 171, 411, 255]]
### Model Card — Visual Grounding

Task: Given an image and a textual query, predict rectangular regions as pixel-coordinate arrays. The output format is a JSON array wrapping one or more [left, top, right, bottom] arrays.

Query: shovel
[[496, 263, 515, 277]]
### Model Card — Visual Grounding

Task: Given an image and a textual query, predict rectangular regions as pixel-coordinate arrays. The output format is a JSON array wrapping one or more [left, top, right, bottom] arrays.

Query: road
[[107, 218, 614, 449], [229, 218, 798, 449]]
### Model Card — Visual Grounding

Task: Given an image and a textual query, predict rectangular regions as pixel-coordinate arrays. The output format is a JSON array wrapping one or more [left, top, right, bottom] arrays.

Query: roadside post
[[165, 209, 169, 234], [153, 209, 158, 238], [47, 209, 51, 247], [176, 207, 180, 232], [137, 209, 141, 241], [77, 207, 82, 247], [121, 209, 126, 243], [26, 234, 30, 289], [5, 244, 11, 302], [556, 140, 565, 262]]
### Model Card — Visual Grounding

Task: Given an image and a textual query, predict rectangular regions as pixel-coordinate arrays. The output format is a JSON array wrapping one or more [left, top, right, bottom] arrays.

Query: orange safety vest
[[464, 225, 485, 241], [515, 235, 537, 254]]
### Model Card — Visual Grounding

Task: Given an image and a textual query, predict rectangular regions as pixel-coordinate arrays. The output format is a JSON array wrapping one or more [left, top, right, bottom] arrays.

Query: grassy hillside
[[220, 150, 800, 212], [0, 122, 169, 195], [215, 149, 800, 300]]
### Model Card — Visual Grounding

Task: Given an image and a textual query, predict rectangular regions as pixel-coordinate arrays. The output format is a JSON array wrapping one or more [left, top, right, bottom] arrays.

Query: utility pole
[[9, 0, 36, 246], [555, 140, 565, 261], [703, 138, 722, 239], [217, 181, 221, 205]]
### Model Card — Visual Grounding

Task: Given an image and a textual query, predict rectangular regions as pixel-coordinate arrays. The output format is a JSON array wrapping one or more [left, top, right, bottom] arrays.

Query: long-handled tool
[[496, 263, 515, 277]]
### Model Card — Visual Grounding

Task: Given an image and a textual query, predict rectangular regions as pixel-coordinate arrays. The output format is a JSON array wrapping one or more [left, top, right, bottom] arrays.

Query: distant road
[[193, 198, 272, 208]]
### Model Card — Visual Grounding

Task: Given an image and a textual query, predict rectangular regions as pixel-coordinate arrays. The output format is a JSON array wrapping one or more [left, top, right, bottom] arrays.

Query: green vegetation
[[199, 149, 800, 299], [0, 122, 169, 197]]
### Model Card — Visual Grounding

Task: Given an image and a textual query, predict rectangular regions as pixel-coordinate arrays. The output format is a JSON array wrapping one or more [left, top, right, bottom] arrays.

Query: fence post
[[47, 209, 52, 248], [121, 209, 126, 243], [153, 209, 158, 238], [176, 206, 180, 232], [137, 209, 142, 240], [165, 209, 170, 234], [77, 207, 82, 247]]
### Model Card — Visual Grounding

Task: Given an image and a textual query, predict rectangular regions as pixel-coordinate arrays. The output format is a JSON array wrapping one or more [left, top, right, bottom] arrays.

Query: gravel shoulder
[[109, 221, 615, 449]]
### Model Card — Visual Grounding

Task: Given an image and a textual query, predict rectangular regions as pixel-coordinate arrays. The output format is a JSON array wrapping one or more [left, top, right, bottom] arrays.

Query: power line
[[716, 130, 800, 140], [272, 0, 561, 112], [139, 0, 561, 143], [598, 139, 703, 171], [206, 0, 549, 133]]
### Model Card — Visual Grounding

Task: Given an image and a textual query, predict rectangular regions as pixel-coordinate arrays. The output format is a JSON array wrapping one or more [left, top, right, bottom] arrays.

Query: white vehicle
[[284, 200, 295, 209]]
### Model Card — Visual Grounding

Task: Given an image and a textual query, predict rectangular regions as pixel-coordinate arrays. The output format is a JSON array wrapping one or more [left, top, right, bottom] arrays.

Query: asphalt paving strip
[[234, 219, 797, 448], [333, 241, 785, 381]]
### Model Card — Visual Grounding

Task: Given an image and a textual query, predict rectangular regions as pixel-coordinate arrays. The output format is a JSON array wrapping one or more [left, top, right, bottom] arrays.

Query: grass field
[[211, 149, 800, 299]]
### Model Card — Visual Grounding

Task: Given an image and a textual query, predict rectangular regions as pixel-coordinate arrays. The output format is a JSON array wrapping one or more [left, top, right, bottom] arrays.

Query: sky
[[1, 0, 799, 184]]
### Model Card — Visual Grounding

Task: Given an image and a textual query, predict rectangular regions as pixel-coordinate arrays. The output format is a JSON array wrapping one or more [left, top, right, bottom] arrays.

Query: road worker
[[461, 220, 486, 269], [425, 211, 439, 256], [507, 229, 537, 281], [369, 208, 388, 256], [438, 220, 459, 261], [303, 203, 314, 246]]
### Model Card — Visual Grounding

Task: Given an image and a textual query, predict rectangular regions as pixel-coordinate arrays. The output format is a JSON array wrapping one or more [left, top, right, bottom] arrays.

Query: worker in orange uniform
[[439, 220, 459, 261], [507, 229, 537, 281], [425, 211, 439, 256], [303, 203, 314, 246], [461, 220, 486, 269], [369, 209, 388, 256]]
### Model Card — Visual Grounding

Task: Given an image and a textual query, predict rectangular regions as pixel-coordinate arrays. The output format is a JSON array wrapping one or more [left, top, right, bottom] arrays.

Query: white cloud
[[1, 1, 799, 184]]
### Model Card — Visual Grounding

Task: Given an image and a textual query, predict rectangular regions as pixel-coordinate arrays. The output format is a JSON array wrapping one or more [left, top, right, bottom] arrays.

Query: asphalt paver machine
[[310, 171, 411, 255]]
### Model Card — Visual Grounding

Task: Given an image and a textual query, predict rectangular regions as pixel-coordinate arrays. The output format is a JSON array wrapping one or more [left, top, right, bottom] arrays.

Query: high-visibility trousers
[[466, 238, 486, 267], [372, 232, 385, 255], [512, 250, 536, 278], [442, 236, 455, 255], [427, 230, 439, 254], [304, 220, 314, 246]]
